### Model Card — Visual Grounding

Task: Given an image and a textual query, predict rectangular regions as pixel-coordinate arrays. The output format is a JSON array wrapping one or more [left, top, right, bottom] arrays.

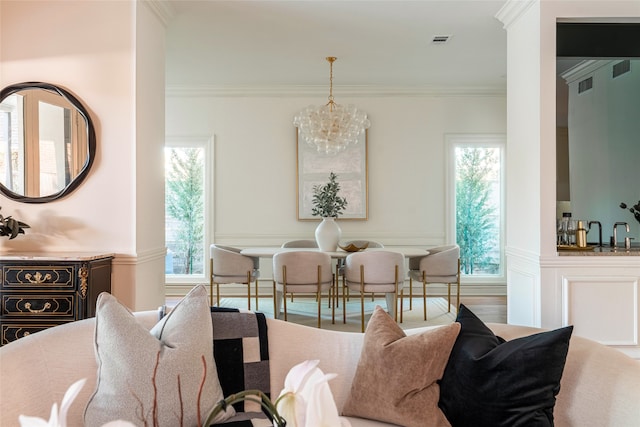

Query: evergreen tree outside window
[[165, 146, 205, 275], [448, 135, 504, 279]]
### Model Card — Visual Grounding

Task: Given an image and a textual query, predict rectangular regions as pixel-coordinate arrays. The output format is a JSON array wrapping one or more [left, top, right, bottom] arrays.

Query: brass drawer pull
[[24, 272, 52, 284], [24, 302, 52, 313]]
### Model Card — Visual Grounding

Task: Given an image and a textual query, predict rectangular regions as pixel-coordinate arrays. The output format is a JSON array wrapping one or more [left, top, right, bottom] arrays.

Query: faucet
[[613, 222, 630, 248], [588, 221, 602, 247]]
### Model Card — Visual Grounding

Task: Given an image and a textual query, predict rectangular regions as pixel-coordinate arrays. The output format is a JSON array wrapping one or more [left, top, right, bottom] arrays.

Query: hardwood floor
[[457, 296, 507, 323], [166, 294, 507, 324]]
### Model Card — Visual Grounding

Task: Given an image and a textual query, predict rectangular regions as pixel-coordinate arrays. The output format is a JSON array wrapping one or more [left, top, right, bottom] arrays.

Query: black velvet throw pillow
[[438, 304, 573, 427]]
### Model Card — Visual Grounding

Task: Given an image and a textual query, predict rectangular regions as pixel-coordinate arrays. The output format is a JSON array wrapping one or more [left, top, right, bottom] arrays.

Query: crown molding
[[142, 0, 176, 28], [166, 84, 506, 98], [495, 0, 537, 30], [560, 60, 614, 84]]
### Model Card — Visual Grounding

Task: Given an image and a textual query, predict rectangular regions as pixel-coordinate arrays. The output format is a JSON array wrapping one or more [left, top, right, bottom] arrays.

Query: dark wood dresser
[[0, 252, 114, 345]]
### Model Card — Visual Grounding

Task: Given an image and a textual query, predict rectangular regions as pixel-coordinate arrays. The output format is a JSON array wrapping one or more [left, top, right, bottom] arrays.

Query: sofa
[[2, 308, 640, 427]]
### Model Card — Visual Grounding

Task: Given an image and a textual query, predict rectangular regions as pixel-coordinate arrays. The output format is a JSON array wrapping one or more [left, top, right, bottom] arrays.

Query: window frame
[[164, 135, 215, 286], [446, 133, 506, 284]]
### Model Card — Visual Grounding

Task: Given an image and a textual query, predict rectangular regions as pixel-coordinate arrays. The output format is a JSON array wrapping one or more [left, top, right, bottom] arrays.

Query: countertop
[[557, 245, 640, 256], [0, 252, 115, 261]]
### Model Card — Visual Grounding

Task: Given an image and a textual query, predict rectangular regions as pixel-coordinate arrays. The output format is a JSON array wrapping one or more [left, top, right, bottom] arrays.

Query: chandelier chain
[[326, 56, 336, 112]]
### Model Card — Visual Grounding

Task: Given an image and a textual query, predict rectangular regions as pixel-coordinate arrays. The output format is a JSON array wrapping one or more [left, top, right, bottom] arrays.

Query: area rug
[[217, 296, 457, 332]]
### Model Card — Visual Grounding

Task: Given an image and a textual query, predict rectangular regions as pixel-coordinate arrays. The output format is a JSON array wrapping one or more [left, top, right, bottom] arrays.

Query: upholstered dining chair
[[210, 244, 260, 309], [343, 250, 405, 332], [337, 240, 384, 301], [408, 244, 461, 320], [272, 251, 334, 328], [281, 239, 318, 248]]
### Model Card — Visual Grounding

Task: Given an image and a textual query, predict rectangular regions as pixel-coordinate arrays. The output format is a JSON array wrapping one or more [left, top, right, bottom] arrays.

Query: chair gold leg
[[283, 266, 288, 322], [343, 283, 347, 324], [447, 282, 451, 312], [210, 258, 214, 306], [273, 280, 277, 318], [247, 271, 251, 311], [360, 264, 365, 333], [283, 291, 288, 321], [317, 291, 321, 329], [393, 265, 399, 323], [331, 277, 336, 325], [217, 283, 220, 308], [423, 271, 427, 321], [255, 279, 259, 310], [360, 292, 365, 333], [316, 265, 321, 329], [456, 259, 461, 312], [400, 289, 404, 323], [409, 278, 413, 310]]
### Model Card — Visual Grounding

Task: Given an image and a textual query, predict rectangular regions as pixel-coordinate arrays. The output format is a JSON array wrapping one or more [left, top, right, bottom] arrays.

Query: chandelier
[[293, 57, 370, 155]]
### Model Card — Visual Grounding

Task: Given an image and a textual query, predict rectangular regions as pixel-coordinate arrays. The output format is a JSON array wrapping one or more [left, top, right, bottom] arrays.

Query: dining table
[[239, 246, 429, 259]]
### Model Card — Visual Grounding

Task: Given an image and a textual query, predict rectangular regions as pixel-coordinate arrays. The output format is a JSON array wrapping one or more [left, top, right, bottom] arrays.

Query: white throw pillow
[[84, 285, 233, 426]]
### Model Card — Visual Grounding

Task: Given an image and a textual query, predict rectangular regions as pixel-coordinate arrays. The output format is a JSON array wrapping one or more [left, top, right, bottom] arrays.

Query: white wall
[[166, 92, 507, 253], [0, 0, 166, 310]]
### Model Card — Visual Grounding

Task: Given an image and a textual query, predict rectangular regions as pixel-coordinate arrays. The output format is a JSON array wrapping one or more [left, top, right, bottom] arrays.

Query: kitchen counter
[[557, 245, 640, 256]]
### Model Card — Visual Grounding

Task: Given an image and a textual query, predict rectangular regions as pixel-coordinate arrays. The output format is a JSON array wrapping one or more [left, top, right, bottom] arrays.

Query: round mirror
[[0, 82, 96, 203]]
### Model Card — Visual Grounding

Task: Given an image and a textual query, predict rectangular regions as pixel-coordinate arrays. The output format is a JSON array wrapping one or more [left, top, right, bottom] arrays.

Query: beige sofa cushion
[[341, 306, 460, 427]]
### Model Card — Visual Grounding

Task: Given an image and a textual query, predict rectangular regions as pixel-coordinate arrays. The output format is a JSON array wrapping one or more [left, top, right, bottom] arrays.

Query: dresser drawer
[[0, 320, 70, 345], [1, 294, 75, 318], [1, 265, 75, 290]]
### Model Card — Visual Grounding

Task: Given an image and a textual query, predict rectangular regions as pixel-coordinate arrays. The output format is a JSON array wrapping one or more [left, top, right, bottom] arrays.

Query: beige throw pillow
[[342, 306, 460, 427], [84, 285, 233, 426]]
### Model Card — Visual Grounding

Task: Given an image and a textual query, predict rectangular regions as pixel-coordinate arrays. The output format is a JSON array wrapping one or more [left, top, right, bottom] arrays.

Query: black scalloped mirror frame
[[0, 82, 96, 203]]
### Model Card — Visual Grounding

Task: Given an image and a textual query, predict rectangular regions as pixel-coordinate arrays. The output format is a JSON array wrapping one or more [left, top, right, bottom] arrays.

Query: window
[[447, 134, 505, 280], [165, 136, 213, 285], [0, 90, 87, 197]]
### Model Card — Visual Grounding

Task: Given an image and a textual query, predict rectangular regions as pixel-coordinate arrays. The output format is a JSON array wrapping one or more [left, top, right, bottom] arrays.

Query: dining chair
[[210, 244, 260, 309], [272, 251, 334, 328], [281, 239, 318, 248], [337, 240, 384, 300], [343, 250, 405, 332], [408, 244, 461, 320]]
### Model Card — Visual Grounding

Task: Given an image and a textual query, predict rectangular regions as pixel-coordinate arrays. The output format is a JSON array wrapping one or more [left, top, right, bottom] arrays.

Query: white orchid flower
[[19, 378, 86, 427], [275, 360, 351, 427], [18, 378, 136, 427]]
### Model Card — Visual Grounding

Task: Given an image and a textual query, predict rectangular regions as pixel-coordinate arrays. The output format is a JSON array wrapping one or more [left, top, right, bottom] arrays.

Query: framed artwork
[[296, 128, 368, 220]]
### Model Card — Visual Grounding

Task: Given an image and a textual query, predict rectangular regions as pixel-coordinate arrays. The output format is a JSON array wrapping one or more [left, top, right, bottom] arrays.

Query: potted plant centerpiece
[[311, 172, 347, 251]]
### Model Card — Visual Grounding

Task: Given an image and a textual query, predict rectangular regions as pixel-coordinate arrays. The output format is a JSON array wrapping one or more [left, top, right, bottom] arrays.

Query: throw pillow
[[84, 285, 234, 426], [438, 304, 573, 427], [341, 305, 461, 427]]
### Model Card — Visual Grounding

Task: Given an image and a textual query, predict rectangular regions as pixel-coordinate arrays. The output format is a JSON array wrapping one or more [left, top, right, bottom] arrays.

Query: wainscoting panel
[[506, 248, 541, 327], [562, 276, 639, 346]]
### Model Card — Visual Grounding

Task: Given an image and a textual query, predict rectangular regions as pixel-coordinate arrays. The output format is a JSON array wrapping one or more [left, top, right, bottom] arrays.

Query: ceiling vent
[[431, 35, 451, 45], [613, 60, 631, 78]]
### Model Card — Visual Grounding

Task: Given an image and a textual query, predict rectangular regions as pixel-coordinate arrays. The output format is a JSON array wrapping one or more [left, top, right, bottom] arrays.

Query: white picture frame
[[296, 128, 368, 220]]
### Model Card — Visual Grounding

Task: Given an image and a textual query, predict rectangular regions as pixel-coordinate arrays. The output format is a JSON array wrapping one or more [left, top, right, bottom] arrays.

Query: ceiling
[[164, 1, 508, 92]]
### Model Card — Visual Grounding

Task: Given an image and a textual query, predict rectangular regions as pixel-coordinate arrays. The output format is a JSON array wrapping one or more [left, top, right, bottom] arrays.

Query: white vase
[[315, 217, 341, 252]]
